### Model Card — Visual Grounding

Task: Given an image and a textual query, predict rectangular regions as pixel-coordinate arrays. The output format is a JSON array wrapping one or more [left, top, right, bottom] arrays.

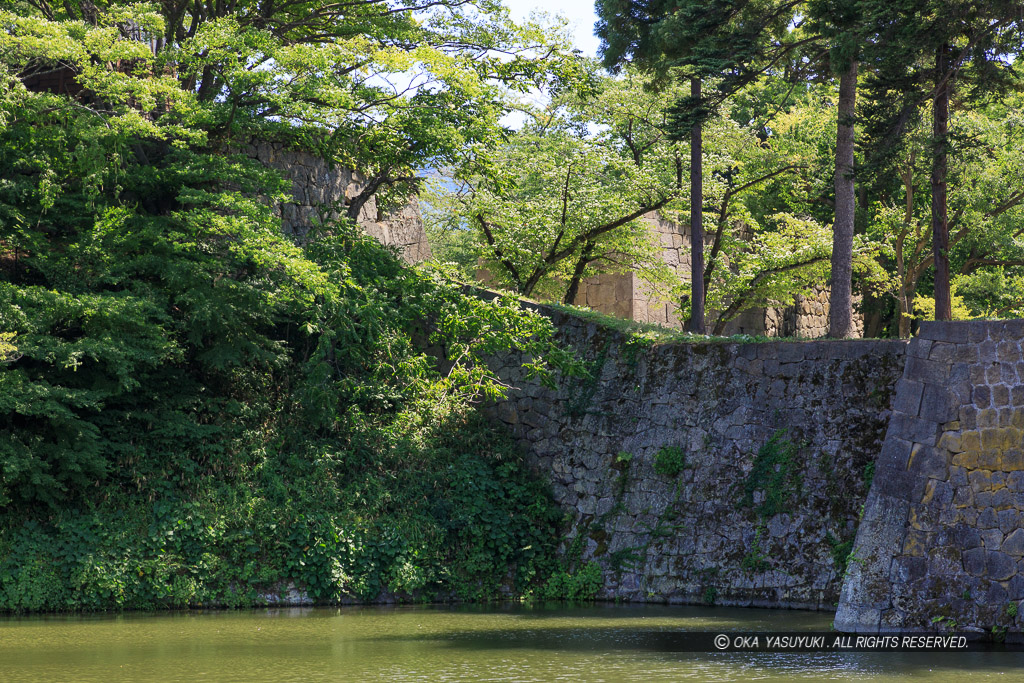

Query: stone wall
[[242, 140, 432, 263], [490, 307, 906, 608], [568, 212, 861, 338], [835, 320, 1024, 635]]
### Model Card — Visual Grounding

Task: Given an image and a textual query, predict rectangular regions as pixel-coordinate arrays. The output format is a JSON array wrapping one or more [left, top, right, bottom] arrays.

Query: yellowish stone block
[[938, 432, 962, 453], [960, 430, 982, 453]]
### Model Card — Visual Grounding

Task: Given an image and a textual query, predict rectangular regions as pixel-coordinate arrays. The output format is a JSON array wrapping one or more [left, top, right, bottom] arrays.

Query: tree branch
[[476, 214, 522, 290], [712, 256, 828, 334]]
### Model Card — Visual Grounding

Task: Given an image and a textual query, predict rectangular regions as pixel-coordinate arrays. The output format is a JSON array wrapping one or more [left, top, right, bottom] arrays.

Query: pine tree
[[597, 1, 798, 333], [859, 0, 1024, 321], [597, 0, 836, 334], [807, 0, 865, 338]]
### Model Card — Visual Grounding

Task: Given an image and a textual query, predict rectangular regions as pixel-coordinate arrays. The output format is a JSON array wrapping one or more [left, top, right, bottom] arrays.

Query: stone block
[[878, 437, 913, 470], [834, 606, 882, 634], [987, 551, 1018, 581], [1004, 319, 1024, 338], [908, 444, 949, 481], [1001, 363, 1019, 384], [918, 321, 969, 343], [777, 343, 804, 363], [977, 409, 999, 428], [953, 524, 982, 549], [892, 380, 924, 416], [1012, 386, 1024, 408], [979, 507, 999, 528], [919, 384, 959, 423], [907, 339, 933, 359], [954, 345, 980, 363], [974, 385, 992, 409], [968, 469, 995, 491], [982, 528, 1004, 550], [902, 529, 930, 557], [873, 464, 927, 502], [987, 364, 1004, 385], [937, 431, 962, 453], [496, 402, 518, 425], [1002, 449, 1024, 472], [904, 355, 951, 386], [928, 342, 956, 364], [998, 341, 1022, 364], [962, 547, 987, 577], [1003, 529, 1024, 557], [888, 413, 940, 446], [952, 485, 975, 507], [981, 427, 1006, 451], [948, 465, 969, 486], [998, 509, 1019, 535], [968, 320, 992, 343]]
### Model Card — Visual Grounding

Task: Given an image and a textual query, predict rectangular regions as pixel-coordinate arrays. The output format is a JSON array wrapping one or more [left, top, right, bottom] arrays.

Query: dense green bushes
[[0, 414, 566, 610], [0, 0, 600, 610], [0, 173, 573, 607], [0, 98, 580, 609]]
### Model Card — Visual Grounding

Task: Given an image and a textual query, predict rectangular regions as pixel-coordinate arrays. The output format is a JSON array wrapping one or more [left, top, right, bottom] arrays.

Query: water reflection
[[0, 604, 1020, 682]]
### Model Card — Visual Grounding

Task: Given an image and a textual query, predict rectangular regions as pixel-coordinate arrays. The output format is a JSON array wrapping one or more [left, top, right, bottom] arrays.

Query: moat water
[[1, 604, 1021, 681]]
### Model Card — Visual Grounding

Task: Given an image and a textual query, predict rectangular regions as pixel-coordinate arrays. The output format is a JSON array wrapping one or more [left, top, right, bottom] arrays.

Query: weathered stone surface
[[918, 321, 970, 343], [565, 213, 863, 338], [1003, 529, 1024, 557], [893, 381, 924, 416], [490, 313, 1023, 633], [241, 140, 432, 263], [487, 307, 905, 610], [835, 320, 1024, 636]]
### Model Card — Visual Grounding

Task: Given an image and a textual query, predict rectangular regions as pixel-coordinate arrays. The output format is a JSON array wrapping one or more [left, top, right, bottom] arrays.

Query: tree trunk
[[686, 77, 706, 334], [897, 154, 914, 339], [829, 59, 857, 338], [563, 242, 595, 305], [932, 43, 952, 321]]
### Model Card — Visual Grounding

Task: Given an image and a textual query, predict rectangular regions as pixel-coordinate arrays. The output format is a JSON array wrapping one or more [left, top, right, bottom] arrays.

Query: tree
[[859, 0, 1024, 320], [436, 68, 684, 301], [0, 0, 589, 608], [0, 1, 581, 501], [803, 0, 867, 337], [3, 0, 580, 213], [697, 89, 890, 333], [866, 94, 1024, 335], [597, 0, 822, 333]]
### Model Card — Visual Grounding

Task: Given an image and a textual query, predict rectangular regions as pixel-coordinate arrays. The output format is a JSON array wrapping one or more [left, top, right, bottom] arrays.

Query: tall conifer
[[859, 0, 1023, 320]]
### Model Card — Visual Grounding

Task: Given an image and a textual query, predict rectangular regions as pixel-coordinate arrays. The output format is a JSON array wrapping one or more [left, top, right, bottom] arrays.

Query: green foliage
[[621, 335, 653, 368], [863, 461, 876, 490], [653, 446, 687, 477], [430, 65, 684, 302], [826, 532, 856, 576], [538, 529, 602, 602], [538, 561, 603, 602], [739, 429, 805, 519], [0, 411, 565, 610], [0, 332, 17, 362], [0, 0, 584, 607], [740, 526, 770, 573]]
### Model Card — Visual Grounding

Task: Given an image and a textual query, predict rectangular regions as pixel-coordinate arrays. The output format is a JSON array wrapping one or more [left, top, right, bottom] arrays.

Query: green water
[[1, 604, 1021, 681]]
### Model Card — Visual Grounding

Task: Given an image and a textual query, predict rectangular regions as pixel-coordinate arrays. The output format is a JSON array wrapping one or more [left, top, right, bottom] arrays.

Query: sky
[[502, 0, 601, 57]]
